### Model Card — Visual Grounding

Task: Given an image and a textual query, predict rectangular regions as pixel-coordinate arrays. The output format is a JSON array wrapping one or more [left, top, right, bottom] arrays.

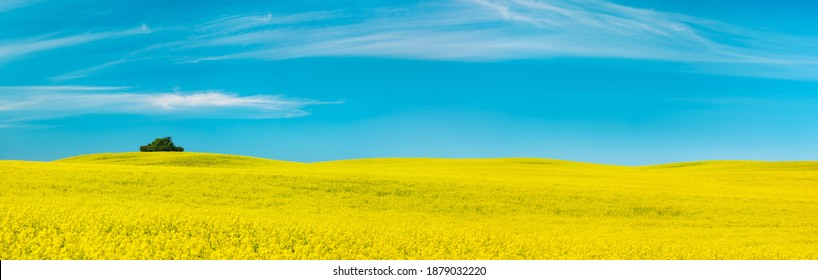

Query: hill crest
[[55, 152, 298, 168], [48, 152, 818, 170]]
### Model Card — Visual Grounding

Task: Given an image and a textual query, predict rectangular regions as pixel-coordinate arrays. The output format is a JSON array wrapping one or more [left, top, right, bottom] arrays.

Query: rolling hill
[[56, 152, 299, 168]]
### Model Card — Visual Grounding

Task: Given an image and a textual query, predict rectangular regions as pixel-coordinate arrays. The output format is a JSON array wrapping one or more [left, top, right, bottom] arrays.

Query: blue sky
[[1, 0, 817, 165]]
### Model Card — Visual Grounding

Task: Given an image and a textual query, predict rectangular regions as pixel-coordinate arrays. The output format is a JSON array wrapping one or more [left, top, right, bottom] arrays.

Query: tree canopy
[[140, 137, 184, 152]]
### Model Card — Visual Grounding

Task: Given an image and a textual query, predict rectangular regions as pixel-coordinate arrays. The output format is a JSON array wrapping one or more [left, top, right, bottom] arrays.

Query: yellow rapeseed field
[[1, 152, 816, 259]]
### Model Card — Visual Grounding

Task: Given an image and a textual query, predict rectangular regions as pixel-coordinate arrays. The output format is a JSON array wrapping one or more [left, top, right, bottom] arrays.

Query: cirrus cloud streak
[[183, 0, 818, 79], [0, 86, 340, 127]]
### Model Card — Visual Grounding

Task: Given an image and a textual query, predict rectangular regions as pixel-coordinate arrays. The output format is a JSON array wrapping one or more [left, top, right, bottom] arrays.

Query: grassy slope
[[56, 152, 299, 167], [2, 153, 817, 259]]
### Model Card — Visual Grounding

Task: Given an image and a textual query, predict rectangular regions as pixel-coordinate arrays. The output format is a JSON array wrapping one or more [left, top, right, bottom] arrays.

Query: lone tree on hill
[[140, 137, 184, 152]]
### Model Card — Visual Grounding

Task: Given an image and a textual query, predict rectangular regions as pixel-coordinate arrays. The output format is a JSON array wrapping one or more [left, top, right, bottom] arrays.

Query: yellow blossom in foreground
[[1, 152, 816, 259]]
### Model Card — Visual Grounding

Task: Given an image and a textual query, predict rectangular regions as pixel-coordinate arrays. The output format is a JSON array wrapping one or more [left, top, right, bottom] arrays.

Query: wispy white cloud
[[173, 0, 818, 79], [196, 11, 341, 36], [0, 25, 151, 62], [49, 58, 143, 82], [0, 0, 36, 13], [36, 0, 818, 80], [47, 11, 342, 80], [0, 86, 340, 127], [0, 85, 132, 91]]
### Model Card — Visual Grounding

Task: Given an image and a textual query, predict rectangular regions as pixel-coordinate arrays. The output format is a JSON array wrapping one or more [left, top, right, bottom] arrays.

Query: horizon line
[[4, 151, 814, 168]]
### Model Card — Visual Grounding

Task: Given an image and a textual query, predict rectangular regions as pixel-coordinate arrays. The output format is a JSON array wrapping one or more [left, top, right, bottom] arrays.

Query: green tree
[[140, 137, 184, 152]]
